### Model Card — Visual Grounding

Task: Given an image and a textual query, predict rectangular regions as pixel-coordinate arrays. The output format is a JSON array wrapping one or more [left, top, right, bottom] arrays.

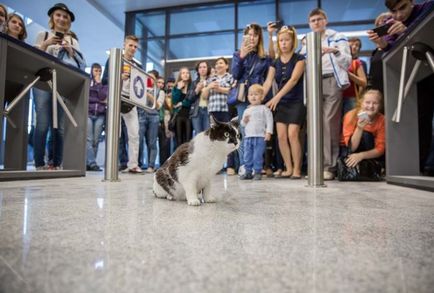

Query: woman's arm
[[348, 62, 367, 88], [262, 66, 276, 97], [266, 60, 305, 111]]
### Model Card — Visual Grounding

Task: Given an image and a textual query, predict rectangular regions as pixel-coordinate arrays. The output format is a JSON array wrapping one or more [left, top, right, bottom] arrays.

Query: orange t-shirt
[[341, 109, 385, 155]]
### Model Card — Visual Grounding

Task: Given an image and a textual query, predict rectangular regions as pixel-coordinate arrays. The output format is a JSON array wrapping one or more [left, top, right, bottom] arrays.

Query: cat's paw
[[204, 196, 216, 203], [187, 198, 201, 206]]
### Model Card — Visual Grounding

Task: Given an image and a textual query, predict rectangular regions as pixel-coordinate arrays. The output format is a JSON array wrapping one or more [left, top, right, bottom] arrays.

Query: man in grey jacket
[[301, 8, 352, 180]]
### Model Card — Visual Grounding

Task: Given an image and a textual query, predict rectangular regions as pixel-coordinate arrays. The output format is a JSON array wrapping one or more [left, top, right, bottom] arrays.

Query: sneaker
[[323, 171, 335, 180], [227, 167, 236, 176], [146, 167, 154, 173], [47, 165, 62, 171], [88, 164, 102, 171], [129, 166, 144, 174], [239, 173, 253, 180], [119, 165, 128, 172], [253, 173, 262, 180], [35, 165, 48, 171], [238, 165, 246, 176]]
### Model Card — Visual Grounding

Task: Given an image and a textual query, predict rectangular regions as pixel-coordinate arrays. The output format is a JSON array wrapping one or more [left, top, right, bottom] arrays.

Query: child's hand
[[243, 114, 250, 124], [264, 133, 271, 141]]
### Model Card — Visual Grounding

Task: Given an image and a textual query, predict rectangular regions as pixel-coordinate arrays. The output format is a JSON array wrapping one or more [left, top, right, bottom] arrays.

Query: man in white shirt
[[301, 8, 352, 180]]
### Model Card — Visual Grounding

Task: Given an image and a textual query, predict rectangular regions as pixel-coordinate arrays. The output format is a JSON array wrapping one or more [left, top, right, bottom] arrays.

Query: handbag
[[228, 59, 257, 105], [337, 149, 383, 181], [168, 111, 178, 132]]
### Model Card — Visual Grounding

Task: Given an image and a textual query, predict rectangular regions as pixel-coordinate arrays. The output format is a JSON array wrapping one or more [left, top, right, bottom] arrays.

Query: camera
[[55, 31, 64, 39], [372, 22, 392, 37], [269, 20, 283, 30], [357, 111, 370, 121]]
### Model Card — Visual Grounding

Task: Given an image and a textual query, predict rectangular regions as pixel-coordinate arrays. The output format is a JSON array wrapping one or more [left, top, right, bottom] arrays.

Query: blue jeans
[[33, 88, 65, 168], [119, 118, 129, 168], [191, 107, 210, 135], [138, 112, 160, 168], [236, 103, 248, 166], [87, 114, 105, 166], [243, 137, 266, 174]]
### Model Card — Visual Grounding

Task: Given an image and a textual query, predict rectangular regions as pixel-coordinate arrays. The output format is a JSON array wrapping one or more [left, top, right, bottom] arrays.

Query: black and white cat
[[153, 117, 240, 206]]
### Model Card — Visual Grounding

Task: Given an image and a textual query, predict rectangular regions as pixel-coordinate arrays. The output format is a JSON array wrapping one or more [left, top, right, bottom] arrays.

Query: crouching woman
[[342, 89, 385, 169]]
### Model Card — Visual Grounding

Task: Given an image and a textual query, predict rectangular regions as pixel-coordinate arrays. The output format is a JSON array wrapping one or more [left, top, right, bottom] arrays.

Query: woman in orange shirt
[[342, 89, 385, 168]]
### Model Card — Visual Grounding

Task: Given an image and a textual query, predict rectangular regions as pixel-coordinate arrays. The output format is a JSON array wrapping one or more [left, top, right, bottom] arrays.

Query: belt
[[322, 73, 334, 79]]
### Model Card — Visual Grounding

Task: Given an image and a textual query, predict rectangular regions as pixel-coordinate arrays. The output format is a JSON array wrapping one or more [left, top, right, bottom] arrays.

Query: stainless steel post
[[393, 46, 409, 123], [104, 48, 123, 181], [426, 51, 434, 72], [52, 69, 58, 129], [306, 32, 325, 187]]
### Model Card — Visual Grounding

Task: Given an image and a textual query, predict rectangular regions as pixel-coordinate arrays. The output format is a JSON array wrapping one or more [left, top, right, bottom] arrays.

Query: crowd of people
[[1, 0, 433, 180]]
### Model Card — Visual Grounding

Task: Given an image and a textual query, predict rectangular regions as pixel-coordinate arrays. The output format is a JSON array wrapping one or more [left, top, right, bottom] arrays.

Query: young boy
[[240, 84, 273, 180]]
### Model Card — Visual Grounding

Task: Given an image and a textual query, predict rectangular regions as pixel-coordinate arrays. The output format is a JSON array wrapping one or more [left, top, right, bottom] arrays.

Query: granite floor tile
[[0, 173, 433, 292]]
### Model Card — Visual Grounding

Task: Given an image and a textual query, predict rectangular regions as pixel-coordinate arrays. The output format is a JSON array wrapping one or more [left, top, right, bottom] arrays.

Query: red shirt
[[343, 59, 362, 99]]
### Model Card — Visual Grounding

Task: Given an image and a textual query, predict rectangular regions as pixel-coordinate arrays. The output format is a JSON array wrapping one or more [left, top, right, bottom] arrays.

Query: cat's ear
[[210, 114, 220, 127], [230, 116, 239, 129]]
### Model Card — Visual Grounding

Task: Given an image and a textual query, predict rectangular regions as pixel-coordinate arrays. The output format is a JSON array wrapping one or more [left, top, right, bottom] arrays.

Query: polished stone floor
[[0, 172, 433, 293]]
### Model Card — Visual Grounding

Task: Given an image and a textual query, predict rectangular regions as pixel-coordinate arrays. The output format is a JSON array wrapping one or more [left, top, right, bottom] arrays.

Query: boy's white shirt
[[241, 104, 274, 138]]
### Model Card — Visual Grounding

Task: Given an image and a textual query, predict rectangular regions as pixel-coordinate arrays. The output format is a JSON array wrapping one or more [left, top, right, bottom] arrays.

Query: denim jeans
[[191, 107, 210, 135], [243, 137, 266, 174], [87, 114, 105, 166], [32, 88, 65, 168], [342, 97, 356, 116], [236, 102, 248, 166], [138, 112, 160, 168], [119, 118, 129, 168]]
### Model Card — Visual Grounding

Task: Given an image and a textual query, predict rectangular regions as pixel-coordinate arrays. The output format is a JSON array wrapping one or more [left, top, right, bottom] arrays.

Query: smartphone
[[242, 35, 250, 46], [372, 22, 392, 37], [55, 31, 64, 39], [270, 20, 283, 30], [357, 111, 370, 121]]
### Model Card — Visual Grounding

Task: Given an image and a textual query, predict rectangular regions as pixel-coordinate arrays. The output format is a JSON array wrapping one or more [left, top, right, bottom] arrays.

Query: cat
[[153, 117, 240, 206]]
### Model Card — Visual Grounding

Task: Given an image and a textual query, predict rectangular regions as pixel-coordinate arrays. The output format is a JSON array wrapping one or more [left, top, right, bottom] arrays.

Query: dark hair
[[90, 63, 102, 81], [148, 69, 159, 78], [348, 37, 362, 50], [195, 61, 211, 77], [308, 8, 327, 19], [215, 57, 229, 72], [166, 76, 175, 83], [385, 0, 403, 10], [6, 13, 27, 41]]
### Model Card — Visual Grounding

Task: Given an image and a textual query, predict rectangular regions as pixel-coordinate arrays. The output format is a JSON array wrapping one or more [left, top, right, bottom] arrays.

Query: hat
[[47, 3, 75, 22]]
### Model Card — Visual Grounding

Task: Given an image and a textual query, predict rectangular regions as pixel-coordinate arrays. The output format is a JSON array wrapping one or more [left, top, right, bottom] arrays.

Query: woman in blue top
[[231, 23, 272, 173], [263, 26, 306, 179]]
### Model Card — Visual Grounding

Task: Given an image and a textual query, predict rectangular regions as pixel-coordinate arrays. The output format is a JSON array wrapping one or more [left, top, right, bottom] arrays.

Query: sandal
[[273, 169, 283, 177]]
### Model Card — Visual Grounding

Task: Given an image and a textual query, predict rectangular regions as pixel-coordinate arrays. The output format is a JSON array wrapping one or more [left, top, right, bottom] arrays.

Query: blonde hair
[[175, 66, 192, 86], [375, 12, 392, 27], [350, 89, 383, 123], [48, 9, 71, 31], [248, 84, 265, 96], [243, 23, 265, 58], [277, 26, 298, 56]]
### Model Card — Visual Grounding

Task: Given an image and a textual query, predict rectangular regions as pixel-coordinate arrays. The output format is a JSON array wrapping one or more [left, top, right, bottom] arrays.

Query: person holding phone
[[368, 0, 434, 174], [367, 0, 434, 51], [341, 89, 385, 168], [231, 23, 272, 176], [32, 3, 79, 170]]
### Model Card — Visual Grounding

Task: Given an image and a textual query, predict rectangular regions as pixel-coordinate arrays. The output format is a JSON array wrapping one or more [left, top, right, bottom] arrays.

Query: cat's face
[[207, 117, 240, 152]]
